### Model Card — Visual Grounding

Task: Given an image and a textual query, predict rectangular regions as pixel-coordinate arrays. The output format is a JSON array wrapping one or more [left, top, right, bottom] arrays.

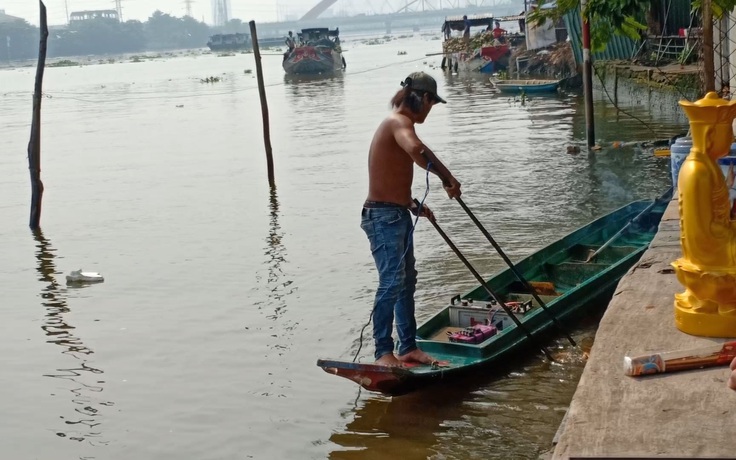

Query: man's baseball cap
[[401, 72, 446, 104]]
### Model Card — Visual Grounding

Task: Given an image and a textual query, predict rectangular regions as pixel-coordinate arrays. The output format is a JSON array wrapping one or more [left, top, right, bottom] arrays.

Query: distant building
[[0, 8, 25, 23], [69, 10, 119, 22]]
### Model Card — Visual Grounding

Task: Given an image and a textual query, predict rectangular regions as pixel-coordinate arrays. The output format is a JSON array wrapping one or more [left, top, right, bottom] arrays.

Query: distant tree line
[[0, 11, 250, 61]]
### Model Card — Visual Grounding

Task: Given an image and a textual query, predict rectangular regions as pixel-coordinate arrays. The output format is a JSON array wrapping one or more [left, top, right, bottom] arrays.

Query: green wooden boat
[[317, 194, 671, 396]]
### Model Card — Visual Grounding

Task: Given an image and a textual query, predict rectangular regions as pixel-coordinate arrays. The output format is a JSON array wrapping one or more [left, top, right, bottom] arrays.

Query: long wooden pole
[[702, 0, 715, 92], [28, 1, 48, 230], [418, 152, 576, 347], [248, 20, 275, 188], [581, 0, 595, 148], [416, 200, 555, 362]]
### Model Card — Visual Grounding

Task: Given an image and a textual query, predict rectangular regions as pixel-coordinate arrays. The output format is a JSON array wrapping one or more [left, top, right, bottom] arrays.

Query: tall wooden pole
[[249, 20, 275, 188], [28, 1, 48, 230], [581, 0, 595, 148], [702, 0, 715, 93]]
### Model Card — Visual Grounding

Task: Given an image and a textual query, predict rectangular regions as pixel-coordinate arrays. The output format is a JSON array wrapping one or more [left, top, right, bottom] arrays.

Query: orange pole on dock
[[581, 0, 595, 148]]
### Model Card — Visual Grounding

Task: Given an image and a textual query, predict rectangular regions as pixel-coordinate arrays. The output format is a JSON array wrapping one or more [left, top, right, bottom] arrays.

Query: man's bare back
[[361, 73, 461, 367], [366, 113, 417, 207]]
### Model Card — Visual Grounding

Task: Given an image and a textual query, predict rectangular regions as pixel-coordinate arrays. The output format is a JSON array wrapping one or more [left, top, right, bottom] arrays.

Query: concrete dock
[[552, 197, 736, 459]]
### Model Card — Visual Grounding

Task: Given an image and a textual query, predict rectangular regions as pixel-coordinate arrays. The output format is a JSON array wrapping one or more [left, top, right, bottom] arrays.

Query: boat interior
[[417, 203, 666, 347]]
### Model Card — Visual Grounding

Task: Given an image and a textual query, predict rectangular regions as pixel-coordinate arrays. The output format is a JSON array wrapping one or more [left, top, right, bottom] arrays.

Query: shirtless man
[[361, 72, 462, 367]]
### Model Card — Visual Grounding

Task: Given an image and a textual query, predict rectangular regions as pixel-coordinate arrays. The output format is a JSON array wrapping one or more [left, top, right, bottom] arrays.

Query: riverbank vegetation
[[531, 0, 736, 52], [0, 11, 249, 60]]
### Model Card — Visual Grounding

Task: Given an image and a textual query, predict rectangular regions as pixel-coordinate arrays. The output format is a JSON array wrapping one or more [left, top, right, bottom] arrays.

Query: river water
[[1, 32, 684, 459]]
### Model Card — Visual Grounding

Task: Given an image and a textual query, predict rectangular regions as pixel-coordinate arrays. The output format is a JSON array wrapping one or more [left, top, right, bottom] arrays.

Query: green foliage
[[693, 0, 736, 18], [52, 18, 147, 56], [529, 0, 649, 52], [144, 11, 209, 50], [0, 11, 212, 61], [677, 44, 696, 64], [532, 0, 736, 52], [48, 59, 80, 67], [0, 18, 39, 60]]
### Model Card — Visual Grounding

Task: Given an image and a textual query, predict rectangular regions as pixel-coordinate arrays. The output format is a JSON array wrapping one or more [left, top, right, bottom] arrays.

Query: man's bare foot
[[375, 353, 402, 367], [398, 348, 436, 365]]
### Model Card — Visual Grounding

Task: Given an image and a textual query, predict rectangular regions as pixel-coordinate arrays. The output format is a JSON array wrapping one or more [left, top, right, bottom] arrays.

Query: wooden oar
[[415, 199, 555, 362], [584, 186, 673, 263], [421, 153, 577, 347], [425, 52, 445, 56]]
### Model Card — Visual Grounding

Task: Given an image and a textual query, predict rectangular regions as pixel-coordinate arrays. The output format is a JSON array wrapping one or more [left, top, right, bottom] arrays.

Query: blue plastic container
[[670, 137, 692, 189], [717, 144, 736, 214]]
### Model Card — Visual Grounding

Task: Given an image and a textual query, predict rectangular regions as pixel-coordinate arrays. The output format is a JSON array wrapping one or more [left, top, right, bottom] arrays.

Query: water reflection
[[284, 74, 345, 113], [329, 330, 594, 460], [327, 357, 549, 460], [33, 229, 111, 446], [283, 72, 346, 86], [262, 186, 295, 321]]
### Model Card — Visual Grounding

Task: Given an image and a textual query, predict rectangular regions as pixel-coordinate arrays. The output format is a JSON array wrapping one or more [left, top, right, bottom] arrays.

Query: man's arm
[[393, 118, 461, 197]]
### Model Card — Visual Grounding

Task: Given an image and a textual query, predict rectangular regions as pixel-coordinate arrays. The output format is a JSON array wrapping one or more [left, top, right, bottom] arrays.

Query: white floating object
[[66, 269, 104, 283]]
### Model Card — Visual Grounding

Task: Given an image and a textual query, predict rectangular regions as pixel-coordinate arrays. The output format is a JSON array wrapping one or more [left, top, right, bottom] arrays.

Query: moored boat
[[283, 27, 345, 75], [454, 44, 511, 73], [207, 33, 251, 51], [440, 13, 522, 73], [317, 192, 672, 395], [493, 78, 561, 94]]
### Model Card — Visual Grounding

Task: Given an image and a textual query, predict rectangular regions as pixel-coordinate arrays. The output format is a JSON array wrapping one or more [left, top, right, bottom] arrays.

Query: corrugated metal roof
[[664, 0, 695, 34], [563, 6, 640, 65]]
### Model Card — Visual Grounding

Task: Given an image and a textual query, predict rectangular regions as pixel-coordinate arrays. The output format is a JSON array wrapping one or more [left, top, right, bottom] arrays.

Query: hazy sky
[[0, 0, 381, 26]]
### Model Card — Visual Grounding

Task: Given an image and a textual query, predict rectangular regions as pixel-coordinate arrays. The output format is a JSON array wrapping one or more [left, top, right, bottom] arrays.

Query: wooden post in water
[[580, 0, 595, 148], [248, 20, 275, 188], [28, 1, 48, 230]]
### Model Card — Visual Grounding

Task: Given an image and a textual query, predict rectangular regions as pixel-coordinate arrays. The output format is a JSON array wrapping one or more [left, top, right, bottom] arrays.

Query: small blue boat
[[493, 79, 560, 94]]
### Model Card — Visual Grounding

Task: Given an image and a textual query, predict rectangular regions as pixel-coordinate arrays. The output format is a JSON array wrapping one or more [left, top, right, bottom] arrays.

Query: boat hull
[[317, 195, 671, 395], [207, 33, 252, 52], [449, 45, 510, 73], [283, 47, 344, 75], [495, 79, 560, 94]]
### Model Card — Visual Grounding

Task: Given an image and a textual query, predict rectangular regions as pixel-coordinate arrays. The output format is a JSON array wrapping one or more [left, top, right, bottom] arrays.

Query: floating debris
[[48, 60, 80, 67], [200, 76, 221, 83], [244, 69, 253, 74], [66, 269, 104, 284], [397, 51, 408, 56]]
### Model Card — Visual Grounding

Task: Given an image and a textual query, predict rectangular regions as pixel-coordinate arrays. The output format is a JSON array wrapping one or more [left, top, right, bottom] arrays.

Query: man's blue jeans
[[361, 206, 418, 360]]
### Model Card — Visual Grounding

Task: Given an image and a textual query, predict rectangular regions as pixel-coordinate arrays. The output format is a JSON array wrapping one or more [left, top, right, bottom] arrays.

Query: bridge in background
[[301, 0, 514, 20], [256, 1, 521, 38]]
